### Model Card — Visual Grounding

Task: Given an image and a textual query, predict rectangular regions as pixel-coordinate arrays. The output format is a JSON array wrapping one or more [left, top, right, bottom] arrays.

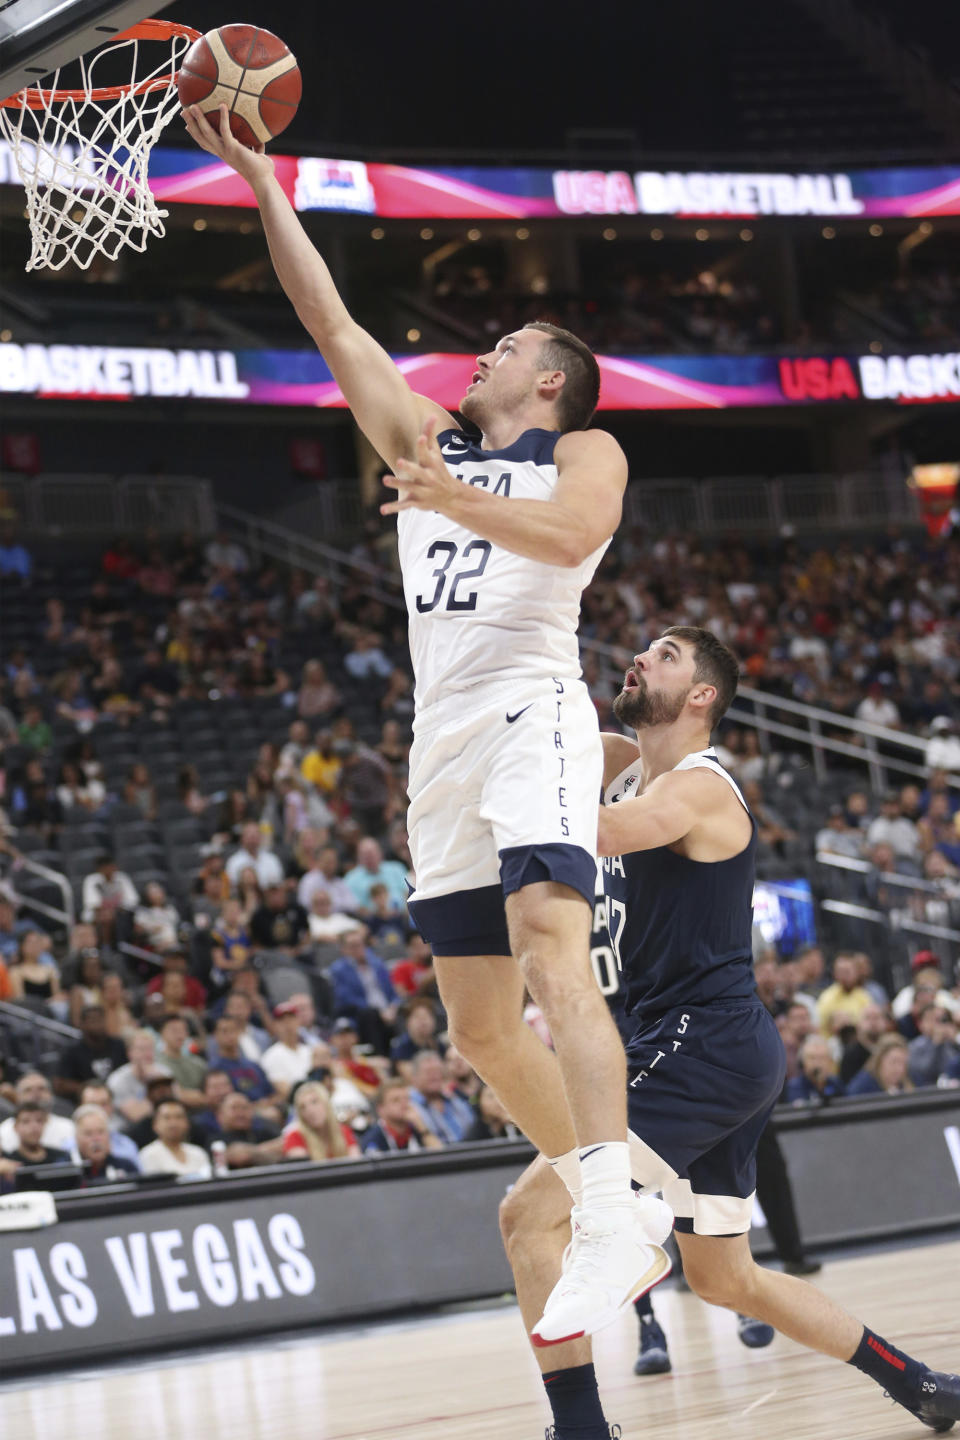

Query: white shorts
[[406, 675, 601, 956]]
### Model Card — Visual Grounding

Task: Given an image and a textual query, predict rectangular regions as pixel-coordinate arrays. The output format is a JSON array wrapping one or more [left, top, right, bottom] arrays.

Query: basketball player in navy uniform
[[505, 627, 960, 1438], [184, 105, 670, 1338]]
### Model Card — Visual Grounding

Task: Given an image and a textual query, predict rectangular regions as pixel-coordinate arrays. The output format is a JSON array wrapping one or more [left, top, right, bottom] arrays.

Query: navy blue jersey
[[588, 865, 634, 1045], [602, 749, 758, 1022]]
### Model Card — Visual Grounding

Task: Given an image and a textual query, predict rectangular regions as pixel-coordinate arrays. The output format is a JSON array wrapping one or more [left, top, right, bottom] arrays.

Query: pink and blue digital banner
[[143, 156, 960, 219], [2, 344, 959, 407], [4, 138, 960, 219]]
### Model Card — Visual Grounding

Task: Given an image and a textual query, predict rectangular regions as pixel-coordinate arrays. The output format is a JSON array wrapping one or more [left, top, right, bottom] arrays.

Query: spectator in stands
[[205, 1015, 275, 1103], [215, 1090, 284, 1168], [77, 1081, 140, 1168], [896, 983, 939, 1042], [282, 1081, 359, 1161], [7, 927, 64, 1013], [139, 1098, 212, 1178], [0, 521, 32, 582], [742, 780, 796, 857], [307, 889, 357, 944], [7, 1103, 71, 1167], [145, 951, 207, 1011], [389, 997, 443, 1077], [260, 1001, 320, 1100], [66, 946, 103, 1026], [297, 661, 341, 723], [55, 1004, 127, 1099], [445, 1045, 482, 1109], [249, 881, 311, 958], [364, 882, 408, 954], [380, 668, 415, 729], [155, 1013, 208, 1104], [204, 529, 248, 574], [108, 1031, 172, 1125], [134, 882, 180, 952], [101, 971, 137, 1040], [917, 794, 960, 867], [816, 952, 875, 1037], [300, 730, 343, 797], [866, 791, 920, 861], [785, 1035, 845, 1104], [74, 1103, 139, 1185], [465, 1085, 521, 1142], [390, 933, 434, 999], [329, 1017, 384, 1096], [17, 702, 51, 755], [0, 1072, 75, 1155], [208, 896, 253, 991], [344, 630, 393, 682], [225, 821, 284, 890], [298, 845, 356, 914], [846, 1034, 913, 1097], [0, 895, 23, 962], [907, 1007, 959, 1088], [220, 990, 271, 1058], [855, 681, 900, 730], [289, 992, 326, 1048], [892, 951, 960, 1026], [408, 1051, 474, 1144], [925, 717, 960, 774], [338, 743, 393, 836], [815, 804, 864, 859], [776, 1001, 815, 1082], [344, 838, 409, 915], [839, 1004, 891, 1086], [852, 951, 889, 1008], [361, 1078, 442, 1153], [329, 930, 398, 1051], [193, 1068, 236, 1141], [80, 852, 139, 939]]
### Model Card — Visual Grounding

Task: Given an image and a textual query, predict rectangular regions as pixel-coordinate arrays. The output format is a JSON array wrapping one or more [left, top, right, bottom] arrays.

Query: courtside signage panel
[[2, 143, 960, 217], [2, 343, 960, 408]]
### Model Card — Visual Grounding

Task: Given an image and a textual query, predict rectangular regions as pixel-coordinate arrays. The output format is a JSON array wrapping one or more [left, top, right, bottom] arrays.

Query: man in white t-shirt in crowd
[[108, 1031, 171, 1125], [297, 846, 357, 915], [0, 1071, 75, 1155], [139, 1098, 212, 1179], [260, 1000, 322, 1100], [925, 717, 960, 773], [225, 822, 284, 890], [80, 852, 139, 931], [307, 888, 357, 943], [865, 791, 920, 862], [855, 681, 901, 730]]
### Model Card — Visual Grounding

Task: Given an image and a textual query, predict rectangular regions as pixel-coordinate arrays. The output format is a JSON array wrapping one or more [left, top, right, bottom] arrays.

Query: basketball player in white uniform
[[184, 104, 670, 1338]]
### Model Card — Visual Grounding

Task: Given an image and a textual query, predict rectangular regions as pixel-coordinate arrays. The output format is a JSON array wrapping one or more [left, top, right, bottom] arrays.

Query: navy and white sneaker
[[736, 1313, 775, 1349], [894, 1369, 960, 1433], [634, 1315, 672, 1375]]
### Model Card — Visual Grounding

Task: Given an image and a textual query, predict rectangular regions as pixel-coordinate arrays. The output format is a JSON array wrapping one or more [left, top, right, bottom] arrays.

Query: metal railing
[[1, 847, 74, 931], [217, 499, 405, 610], [1, 474, 217, 537], [622, 470, 919, 538]]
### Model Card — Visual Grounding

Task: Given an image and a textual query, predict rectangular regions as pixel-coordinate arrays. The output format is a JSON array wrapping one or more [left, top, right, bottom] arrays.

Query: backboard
[[0, 0, 172, 98]]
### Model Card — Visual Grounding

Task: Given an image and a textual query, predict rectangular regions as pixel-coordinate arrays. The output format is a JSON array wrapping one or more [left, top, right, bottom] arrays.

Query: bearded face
[[612, 672, 689, 729]]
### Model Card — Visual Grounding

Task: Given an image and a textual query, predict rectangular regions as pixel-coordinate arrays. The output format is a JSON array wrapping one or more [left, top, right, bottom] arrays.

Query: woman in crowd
[[846, 1033, 914, 1097], [68, 948, 104, 1027], [124, 761, 157, 820], [55, 758, 105, 814], [8, 929, 65, 1015], [101, 971, 137, 1040], [209, 897, 252, 991], [133, 881, 181, 953], [235, 868, 263, 927], [297, 659, 341, 723], [282, 1081, 359, 1161]]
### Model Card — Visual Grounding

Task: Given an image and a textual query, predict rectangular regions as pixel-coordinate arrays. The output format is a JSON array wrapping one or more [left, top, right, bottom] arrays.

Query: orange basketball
[[177, 24, 302, 148]]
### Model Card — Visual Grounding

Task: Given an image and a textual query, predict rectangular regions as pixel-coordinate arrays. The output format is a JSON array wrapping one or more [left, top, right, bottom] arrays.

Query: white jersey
[[397, 428, 609, 722]]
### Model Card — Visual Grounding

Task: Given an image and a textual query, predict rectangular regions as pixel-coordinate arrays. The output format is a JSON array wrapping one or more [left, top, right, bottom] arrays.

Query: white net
[[0, 23, 198, 272]]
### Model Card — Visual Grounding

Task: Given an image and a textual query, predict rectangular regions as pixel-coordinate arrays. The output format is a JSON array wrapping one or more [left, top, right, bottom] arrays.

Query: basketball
[[176, 24, 302, 148]]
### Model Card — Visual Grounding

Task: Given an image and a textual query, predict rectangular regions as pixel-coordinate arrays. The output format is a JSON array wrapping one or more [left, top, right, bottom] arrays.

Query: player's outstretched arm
[[182, 105, 454, 469], [598, 769, 723, 856], [383, 423, 626, 567]]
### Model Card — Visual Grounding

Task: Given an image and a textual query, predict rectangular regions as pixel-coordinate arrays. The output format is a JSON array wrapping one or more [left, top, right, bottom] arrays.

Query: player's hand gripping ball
[[177, 24, 301, 148]]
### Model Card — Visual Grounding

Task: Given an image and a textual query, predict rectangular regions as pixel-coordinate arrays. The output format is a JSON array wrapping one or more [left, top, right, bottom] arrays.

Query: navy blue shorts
[[625, 1000, 786, 1236]]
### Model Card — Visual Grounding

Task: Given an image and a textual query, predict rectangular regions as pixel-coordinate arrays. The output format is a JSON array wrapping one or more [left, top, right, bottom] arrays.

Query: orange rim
[[0, 19, 202, 108]]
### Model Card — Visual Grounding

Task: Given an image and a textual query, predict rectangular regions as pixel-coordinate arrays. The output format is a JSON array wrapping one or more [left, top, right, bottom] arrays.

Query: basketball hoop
[[0, 19, 201, 272]]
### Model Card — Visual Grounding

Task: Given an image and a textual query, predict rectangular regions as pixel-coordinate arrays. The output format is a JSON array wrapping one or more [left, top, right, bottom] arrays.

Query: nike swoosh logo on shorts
[[506, 704, 534, 723]]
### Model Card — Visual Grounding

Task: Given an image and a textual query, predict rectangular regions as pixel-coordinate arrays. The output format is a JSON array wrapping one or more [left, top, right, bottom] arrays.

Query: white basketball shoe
[[531, 1196, 673, 1347]]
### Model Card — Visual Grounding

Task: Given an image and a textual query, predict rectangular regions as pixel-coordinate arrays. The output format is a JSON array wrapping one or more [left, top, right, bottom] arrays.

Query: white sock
[[578, 1140, 633, 1212], [546, 1147, 583, 1207]]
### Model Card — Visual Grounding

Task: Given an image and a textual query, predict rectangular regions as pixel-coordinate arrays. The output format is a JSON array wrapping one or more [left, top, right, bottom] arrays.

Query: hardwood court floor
[[4, 1238, 959, 1440]]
